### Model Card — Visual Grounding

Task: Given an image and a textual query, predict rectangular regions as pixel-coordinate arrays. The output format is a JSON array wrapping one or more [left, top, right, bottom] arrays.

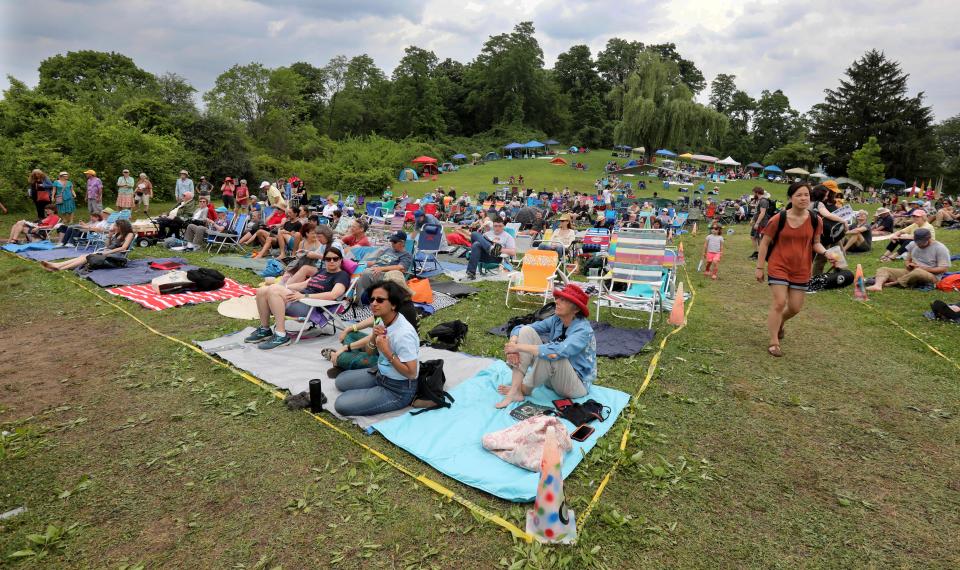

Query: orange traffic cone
[[677, 241, 685, 264], [526, 426, 577, 544], [853, 263, 868, 301], [691, 222, 698, 236], [669, 282, 686, 326]]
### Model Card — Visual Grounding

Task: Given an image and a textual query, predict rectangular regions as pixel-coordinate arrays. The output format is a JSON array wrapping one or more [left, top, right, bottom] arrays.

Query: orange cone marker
[[854, 263, 868, 301], [669, 282, 686, 326], [677, 241, 685, 265], [526, 426, 577, 544], [691, 222, 698, 236]]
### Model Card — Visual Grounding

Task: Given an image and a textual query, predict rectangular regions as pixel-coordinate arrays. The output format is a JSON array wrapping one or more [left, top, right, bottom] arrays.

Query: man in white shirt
[[465, 219, 516, 279]]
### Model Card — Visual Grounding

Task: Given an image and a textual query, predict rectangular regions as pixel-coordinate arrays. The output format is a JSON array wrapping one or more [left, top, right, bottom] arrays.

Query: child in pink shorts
[[703, 224, 724, 279]]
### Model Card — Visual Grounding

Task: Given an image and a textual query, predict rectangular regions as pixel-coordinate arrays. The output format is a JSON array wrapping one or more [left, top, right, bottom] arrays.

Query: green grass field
[[1, 157, 959, 568]]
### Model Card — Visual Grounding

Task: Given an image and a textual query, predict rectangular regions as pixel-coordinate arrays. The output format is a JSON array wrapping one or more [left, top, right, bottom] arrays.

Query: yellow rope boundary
[[577, 263, 696, 528], [33, 265, 533, 542], [857, 300, 960, 371]]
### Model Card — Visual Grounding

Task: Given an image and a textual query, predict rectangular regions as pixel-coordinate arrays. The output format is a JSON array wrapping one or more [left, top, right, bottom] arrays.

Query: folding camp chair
[[206, 213, 249, 254], [504, 222, 520, 238], [593, 228, 670, 327], [79, 210, 126, 250], [291, 278, 358, 344], [505, 249, 559, 308], [413, 223, 444, 276]]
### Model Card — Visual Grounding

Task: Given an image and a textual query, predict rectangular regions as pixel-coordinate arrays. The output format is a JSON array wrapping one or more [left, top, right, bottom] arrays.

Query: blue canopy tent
[[655, 149, 676, 157], [524, 140, 545, 148], [545, 139, 560, 145], [883, 178, 906, 186], [451, 153, 467, 160], [503, 142, 522, 150], [763, 165, 783, 172]]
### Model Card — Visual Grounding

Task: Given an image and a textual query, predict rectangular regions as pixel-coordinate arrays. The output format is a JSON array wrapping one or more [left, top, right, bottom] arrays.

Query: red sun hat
[[553, 283, 590, 317]]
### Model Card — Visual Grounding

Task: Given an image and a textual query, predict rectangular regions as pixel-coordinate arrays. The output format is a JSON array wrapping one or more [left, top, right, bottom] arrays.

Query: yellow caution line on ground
[[858, 299, 960, 371], [55, 271, 534, 543], [578, 263, 696, 530]]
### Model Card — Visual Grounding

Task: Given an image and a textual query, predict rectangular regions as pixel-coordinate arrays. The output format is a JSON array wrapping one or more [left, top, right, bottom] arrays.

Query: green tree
[[37, 50, 157, 108], [554, 45, 606, 140], [388, 46, 445, 138], [155, 72, 197, 113], [203, 63, 270, 127], [751, 89, 800, 158], [647, 43, 706, 95], [709, 74, 737, 114], [763, 141, 833, 170], [613, 52, 727, 157], [811, 49, 936, 180], [596, 38, 645, 88], [846, 136, 886, 188], [288, 61, 327, 126], [327, 55, 389, 138], [434, 58, 469, 136], [934, 114, 960, 195]]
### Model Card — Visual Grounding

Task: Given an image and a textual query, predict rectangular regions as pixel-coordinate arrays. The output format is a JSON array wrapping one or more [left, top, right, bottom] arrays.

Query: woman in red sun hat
[[496, 284, 597, 408]]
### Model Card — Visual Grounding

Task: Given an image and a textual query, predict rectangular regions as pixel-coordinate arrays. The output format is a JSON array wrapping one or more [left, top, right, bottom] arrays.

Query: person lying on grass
[[333, 280, 421, 416], [323, 271, 419, 379], [244, 247, 350, 350], [496, 284, 597, 409], [42, 219, 134, 272], [867, 229, 951, 292], [5, 204, 59, 243]]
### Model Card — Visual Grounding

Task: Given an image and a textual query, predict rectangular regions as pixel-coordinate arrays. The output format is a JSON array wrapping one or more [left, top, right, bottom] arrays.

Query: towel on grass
[[209, 256, 268, 272], [429, 280, 479, 298], [19, 246, 87, 261], [108, 278, 254, 310], [488, 320, 655, 357], [3, 240, 56, 253], [84, 257, 195, 287], [374, 360, 631, 502], [196, 327, 496, 429]]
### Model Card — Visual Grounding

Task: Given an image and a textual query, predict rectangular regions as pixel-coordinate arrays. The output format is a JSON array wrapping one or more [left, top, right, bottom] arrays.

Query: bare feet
[[40, 261, 56, 272], [865, 284, 883, 292], [768, 344, 783, 357], [496, 384, 512, 395], [495, 392, 524, 409]]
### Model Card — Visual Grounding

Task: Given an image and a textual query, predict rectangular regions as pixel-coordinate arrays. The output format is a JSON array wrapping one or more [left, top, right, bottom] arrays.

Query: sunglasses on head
[[370, 296, 389, 304], [323, 256, 341, 261]]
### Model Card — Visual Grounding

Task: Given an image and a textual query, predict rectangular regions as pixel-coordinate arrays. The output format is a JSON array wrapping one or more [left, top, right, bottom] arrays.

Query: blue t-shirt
[[377, 313, 420, 381]]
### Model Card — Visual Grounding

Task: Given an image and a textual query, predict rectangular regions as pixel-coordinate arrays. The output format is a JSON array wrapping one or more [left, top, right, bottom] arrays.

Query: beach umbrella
[[470, 152, 481, 158], [746, 162, 763, 169], [545, 139, 561, 145], [810, 172, 829, 179], [451, 153, 467, 160], [691, 154, 718, 163], [785, 167, 810, 176], [835, 177, 863, 190], [883, 178, 906, 186], [655, 149, 676, 157], [411, 156, 437, 164], [763, 165, 783, 173]]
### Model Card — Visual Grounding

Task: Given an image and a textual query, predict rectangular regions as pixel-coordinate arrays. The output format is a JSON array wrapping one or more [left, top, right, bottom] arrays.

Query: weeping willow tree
[[613, 52, 727, 154]]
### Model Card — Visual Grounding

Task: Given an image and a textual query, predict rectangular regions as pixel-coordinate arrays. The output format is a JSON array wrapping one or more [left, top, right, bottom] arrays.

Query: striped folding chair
[[594, 228, 670, 326]]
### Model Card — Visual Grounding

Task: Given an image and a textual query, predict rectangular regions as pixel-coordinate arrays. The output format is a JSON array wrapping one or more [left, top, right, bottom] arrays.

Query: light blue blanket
[[2, 240, 56, 253], [373, 361, 630, 502]]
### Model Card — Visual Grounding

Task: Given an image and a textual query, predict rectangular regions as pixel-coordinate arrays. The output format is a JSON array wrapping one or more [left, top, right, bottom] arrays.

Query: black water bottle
[[308, 379, 326, 413]]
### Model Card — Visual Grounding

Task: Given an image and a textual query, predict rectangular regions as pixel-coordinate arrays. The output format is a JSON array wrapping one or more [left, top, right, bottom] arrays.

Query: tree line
[[1, 21, 956, 207]]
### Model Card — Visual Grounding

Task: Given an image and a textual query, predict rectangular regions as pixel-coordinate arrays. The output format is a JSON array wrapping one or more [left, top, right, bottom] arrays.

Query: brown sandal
[[778, 325, 785, 340], [768, 344, 783, 357]]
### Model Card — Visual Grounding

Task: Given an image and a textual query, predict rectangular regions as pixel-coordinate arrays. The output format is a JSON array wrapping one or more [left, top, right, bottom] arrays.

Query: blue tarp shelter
[[763, 165, 783, 173], [503, 142, 522, 150], [883, 178, 906, 186], [524, 140, 545, 148]]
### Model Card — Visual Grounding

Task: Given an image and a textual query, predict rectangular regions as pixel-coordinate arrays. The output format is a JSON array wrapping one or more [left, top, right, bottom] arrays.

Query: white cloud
[[1, 0, 958, 120]]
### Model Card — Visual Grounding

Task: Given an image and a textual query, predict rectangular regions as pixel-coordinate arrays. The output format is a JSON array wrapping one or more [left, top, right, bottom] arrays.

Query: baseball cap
[[388, 231, 407, 243], [260, 181, 270, 189], [911, 209, 926, 217], [913, 228, 932, 245]]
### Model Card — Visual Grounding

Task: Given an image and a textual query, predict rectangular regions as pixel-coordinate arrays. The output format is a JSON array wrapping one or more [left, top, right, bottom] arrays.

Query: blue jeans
[[334, 369, 417, 416], [59, 225, 84, 245], [466, 231, 499, 275]]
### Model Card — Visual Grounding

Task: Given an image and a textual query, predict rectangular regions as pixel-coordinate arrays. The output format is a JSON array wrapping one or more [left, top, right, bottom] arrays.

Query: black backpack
[[426, 320, 469, 351], [411, 359, 454, 415], [186, 267, 226, 291], [765, 209, 821, 261]]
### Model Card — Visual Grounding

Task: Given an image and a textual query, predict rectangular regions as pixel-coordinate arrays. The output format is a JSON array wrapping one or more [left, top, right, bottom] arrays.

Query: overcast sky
[[2, 0, 958, 120]]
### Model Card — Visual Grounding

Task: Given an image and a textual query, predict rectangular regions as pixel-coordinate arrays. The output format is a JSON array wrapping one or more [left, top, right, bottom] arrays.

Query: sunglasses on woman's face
[[324, 256, 341, 262], [370, 296, 389, 304]]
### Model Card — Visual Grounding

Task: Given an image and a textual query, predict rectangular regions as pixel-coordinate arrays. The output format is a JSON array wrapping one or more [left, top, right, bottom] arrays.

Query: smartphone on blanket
[[571, 424, 595, 442]]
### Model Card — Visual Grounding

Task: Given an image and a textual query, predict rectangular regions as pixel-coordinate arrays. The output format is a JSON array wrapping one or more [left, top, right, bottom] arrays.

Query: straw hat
[[377, 270, 413, 297], [217, 296, 259, 320], [83, 169, 96, 176], [876, 207, 890, 215]]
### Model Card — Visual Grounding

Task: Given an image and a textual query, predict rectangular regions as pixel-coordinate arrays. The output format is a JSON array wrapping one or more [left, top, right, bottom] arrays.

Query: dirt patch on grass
[[0, 321, 126, 419]]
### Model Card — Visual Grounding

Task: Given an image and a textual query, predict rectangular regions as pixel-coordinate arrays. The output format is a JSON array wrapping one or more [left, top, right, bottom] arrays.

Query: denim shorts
[[768, 274, 809, 291]]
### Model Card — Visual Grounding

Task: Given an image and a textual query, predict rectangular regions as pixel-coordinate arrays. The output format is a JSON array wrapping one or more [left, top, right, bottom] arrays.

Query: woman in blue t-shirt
[[334, 281, 420, 416], [246, 247, 351, 350]]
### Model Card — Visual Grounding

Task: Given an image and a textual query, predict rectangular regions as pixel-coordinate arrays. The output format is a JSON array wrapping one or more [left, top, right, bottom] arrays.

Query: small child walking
[[702, 224, 724, 280]]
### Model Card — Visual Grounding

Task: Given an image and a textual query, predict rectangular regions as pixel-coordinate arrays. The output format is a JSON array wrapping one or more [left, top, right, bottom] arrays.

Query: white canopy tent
[[716, 156, 740, 166]]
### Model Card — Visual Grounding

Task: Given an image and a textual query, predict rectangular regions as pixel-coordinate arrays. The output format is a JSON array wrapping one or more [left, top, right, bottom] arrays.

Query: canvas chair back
[[515, 249, 559, 291], [417, 223, 443, 253], [608, 228, 668, 289]]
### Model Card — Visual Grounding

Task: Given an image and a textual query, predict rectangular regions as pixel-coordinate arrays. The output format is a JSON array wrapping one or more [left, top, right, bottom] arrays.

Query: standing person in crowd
[[175, 170, 194, 201], [749, 187, 771, 260], [197, 176, 213, 201], [28, 169, 54, 220], [135, 173, 153, 216], [235, 179, 250, 213], [702, 223, 725, 280], [333, 281, 421, 416], [755, 182, 833, 358], [867, 229, 951, 292], [263, 181, 286, 208], [41, 219, 134, 272], [115, 169, 135, 210], [464, 218, 516, 280], [83, 169, 102, 215], [52, 171, 77, 224], [221, 177, 235, 210], [879, 209, 935, 262]]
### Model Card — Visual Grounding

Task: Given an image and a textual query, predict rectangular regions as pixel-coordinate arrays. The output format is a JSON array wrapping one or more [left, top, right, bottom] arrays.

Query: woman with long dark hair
[[755, 182, 833, 357], [41, 219, 134, 272], [27, 169, 53, 220]]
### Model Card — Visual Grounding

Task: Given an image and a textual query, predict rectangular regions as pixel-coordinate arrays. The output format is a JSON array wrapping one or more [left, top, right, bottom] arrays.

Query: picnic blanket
[[3, 240, 56, 253], [488, 320, 655, 358], [83, 257, 196, 287], [19, 246, 87, 261], [209, 256, 269, 272], [108, 278, 255, 311], [374, 360, 631, 502], [197, 328, 496, 429], [429, 280, 479, 298]]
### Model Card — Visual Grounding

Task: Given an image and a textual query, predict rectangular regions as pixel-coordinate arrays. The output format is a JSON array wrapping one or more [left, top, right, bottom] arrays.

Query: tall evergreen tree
[[811, 49, 936, 180], [554, 45, 606, 143], [751, 89, 800, 158], [709, 74, 737, 114], [388, 47, 445, 139]]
